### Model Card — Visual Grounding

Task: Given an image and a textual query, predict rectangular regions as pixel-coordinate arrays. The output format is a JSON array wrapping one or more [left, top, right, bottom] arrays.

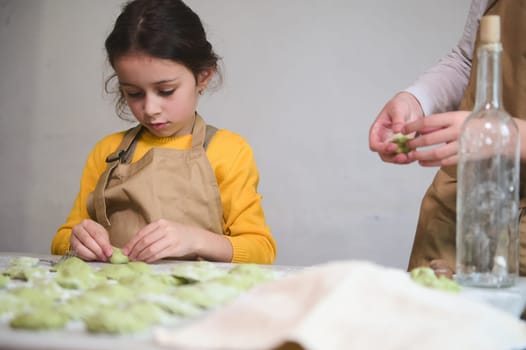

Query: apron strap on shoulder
[[204, 125, 218, 151], [105, 125, 143, 164], [190, 114, 217, 159]]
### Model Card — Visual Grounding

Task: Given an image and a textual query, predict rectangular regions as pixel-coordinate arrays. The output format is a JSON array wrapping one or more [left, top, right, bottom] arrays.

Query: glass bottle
[[456, 15, 520, 288]]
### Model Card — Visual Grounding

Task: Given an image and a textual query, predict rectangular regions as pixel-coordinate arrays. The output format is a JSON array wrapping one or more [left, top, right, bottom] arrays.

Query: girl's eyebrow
[[119, 78, 179, 86]]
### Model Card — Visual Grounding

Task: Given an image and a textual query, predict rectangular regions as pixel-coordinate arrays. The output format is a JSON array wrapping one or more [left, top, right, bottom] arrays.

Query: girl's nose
[[143, 94, 162, 117]]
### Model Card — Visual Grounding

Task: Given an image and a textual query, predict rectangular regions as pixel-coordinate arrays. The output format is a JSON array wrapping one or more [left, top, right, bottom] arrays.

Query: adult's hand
[[369, 92, 424, 164], [403, 110, 470, 167]]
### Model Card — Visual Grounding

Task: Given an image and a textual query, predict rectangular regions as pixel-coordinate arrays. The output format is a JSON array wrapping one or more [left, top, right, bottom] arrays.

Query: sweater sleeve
[[210, 133, 277, 264], [50, 134, 123, 255], [405, 0, 488, 115]]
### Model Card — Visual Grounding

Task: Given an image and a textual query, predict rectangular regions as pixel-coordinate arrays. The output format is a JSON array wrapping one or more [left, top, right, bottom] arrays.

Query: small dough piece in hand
[[410, 267, 461, 293], [109, 247, 129, 264], [389, 133, 414, 154]]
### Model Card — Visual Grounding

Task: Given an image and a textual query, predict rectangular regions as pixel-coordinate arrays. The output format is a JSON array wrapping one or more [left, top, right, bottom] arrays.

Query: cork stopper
[[480, 15, 500, 44]]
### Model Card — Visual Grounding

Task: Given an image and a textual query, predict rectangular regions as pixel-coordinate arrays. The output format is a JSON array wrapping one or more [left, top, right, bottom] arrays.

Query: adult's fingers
[[409, 141, 459, 165], [369, 116, 391, 152], [378, 150, 413, 164], [408, 128, 456, 150]]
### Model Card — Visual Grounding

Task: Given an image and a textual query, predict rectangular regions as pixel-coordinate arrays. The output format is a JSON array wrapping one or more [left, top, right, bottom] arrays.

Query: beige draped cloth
[[154, 261, 526, 350]]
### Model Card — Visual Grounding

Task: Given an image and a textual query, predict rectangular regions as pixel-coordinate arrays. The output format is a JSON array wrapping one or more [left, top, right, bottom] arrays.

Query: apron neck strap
[[105, 125, 143, 164]]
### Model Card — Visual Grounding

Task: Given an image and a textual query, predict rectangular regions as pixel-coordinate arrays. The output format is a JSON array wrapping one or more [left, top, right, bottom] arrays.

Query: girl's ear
[[197, 68, 214, 91]]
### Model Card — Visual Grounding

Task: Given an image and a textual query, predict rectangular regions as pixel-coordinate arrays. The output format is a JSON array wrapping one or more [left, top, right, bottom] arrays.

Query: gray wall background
[[0, 0, 471, 268]]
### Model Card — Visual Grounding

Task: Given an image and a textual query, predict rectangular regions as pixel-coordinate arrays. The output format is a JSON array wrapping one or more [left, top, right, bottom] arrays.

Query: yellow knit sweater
[[51, 127, 276, 264]]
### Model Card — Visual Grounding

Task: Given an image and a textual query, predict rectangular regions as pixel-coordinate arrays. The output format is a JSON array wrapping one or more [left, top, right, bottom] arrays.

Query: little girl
[[51, 0, 276, 264]]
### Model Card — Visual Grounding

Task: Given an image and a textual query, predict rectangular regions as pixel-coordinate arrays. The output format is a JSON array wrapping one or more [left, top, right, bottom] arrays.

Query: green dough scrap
[[51, 256, 93, 274], [410, 267, 461, 293], [97, 264, 135, 280], [128, 301, 166, 324], [85, 308, 150, 334], [144, 294, 203, 317], [128, 261, 152, 273], [3, 266, 48, 281], [8, 286, 56, 307], [27, 280, 64, 300], [170, 262, 227, 282], [118, 274, 174, 294], [8, 256, 40, 268], [83, 283, 136, 304], [171, 284, 238, 309], [205, 264, 277, 291], [10, 307, 69, 330], [228, 264, 275, 280], [0, 274, 9, 288], [210, 274, 260, 291], [58, 296, 100, 320], [60, 284, 134, 320], [389, 133, 414, 154], [55, 267, 106, 290], [109, 247, 129, 264], [0, 293, 25, 315]]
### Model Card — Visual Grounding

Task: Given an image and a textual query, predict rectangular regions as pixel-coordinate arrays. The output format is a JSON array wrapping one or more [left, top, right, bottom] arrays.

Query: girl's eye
[[125, 91, 144, 99], [159, 89, 175, 97]]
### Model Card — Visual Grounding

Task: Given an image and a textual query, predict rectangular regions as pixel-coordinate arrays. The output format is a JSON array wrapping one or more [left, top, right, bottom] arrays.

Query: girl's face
[[114, 53, 211, 138]]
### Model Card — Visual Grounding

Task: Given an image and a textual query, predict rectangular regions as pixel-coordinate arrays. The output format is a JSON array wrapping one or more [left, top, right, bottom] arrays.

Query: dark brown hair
[[104, 0, 220, 119]]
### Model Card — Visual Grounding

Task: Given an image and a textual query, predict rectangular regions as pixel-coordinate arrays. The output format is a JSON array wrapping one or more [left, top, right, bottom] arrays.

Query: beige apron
[[86, 114, 224, 248], [408, 0, 526, 275]]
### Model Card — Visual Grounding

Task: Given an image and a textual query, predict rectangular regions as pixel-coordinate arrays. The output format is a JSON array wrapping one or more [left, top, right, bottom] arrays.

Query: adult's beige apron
[[86, 114, 223, 248], [408, 0, 526, 275]]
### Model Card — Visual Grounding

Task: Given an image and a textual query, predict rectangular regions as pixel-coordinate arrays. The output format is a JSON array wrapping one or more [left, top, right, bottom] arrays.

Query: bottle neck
[[473, 43, 503, 111]]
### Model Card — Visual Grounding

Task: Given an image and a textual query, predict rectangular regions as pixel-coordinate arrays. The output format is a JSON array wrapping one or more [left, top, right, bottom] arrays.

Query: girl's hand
[[122, 219, 205, 263], [70, 219, 113, 261], [369, 92, 424, 164], [402, 110, 470, 167]]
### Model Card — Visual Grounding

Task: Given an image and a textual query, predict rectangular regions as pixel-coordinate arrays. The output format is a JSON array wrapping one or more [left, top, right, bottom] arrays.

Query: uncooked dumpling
[[109, 247, 129, 264], [389, 133, 413, 154], [97, 264, 135, 280], [10, 307, 69, 330], [8, 256, 39, 268], [84, 307, 150, 334]]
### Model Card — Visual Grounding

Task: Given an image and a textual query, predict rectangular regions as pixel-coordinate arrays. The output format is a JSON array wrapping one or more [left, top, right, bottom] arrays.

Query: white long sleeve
[[405, 0, 489, 116]]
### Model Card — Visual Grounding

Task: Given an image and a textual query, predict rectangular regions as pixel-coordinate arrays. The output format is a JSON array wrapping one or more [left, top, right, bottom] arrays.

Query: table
[[0, 252, 300, 350], [460, 278, 526, 318], [0, 252, 525, 350]]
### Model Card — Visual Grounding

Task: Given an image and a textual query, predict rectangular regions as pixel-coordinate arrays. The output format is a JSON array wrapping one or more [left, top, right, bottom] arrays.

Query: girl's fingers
[[71, 242, 98, 261], [84, 220, 113, 258], [72, 220, 107, 261], [141, 243, 171, 263], [125, 223, 162, 259]]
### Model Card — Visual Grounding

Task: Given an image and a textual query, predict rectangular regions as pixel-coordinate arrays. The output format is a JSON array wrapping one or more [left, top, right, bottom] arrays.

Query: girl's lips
[[149, 122, 168, 131]]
